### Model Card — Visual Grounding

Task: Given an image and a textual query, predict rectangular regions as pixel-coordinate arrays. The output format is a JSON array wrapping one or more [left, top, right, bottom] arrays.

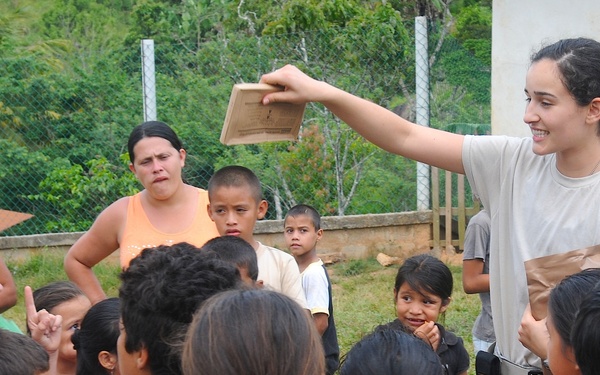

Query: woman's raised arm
[[260, 64, 465, 174]]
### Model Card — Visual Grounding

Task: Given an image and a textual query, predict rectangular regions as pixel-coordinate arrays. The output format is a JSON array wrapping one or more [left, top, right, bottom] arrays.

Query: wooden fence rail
[[430, 167, 480, 253]]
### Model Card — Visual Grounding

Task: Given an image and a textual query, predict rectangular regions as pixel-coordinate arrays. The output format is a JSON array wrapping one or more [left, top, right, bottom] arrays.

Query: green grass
[[2, 252, 481, 374]]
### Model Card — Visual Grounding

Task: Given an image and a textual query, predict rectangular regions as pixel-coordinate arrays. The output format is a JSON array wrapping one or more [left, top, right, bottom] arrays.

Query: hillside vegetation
[[0, 0, 492, 235]]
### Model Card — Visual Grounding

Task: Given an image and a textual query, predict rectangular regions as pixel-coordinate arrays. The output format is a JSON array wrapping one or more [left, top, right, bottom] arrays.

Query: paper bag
[[525, 244, 600, 320]]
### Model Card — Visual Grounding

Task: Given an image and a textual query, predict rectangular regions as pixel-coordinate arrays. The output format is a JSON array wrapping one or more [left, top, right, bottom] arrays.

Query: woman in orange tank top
[[64, 121, 219, 304]]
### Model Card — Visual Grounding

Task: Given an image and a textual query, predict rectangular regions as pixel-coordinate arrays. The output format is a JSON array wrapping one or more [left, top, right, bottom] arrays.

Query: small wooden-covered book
[[220, 83, 306, 145]]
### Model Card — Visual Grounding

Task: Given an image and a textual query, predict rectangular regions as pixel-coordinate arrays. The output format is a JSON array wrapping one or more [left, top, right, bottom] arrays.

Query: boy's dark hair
[[119, 242, 241, 374], [127, 121, 183, 163], [339, 326, 443, 375], [27, 280, 85, 335], [394, 254, 453, 305], [0, 328, 49, 375], [207, 165, 262, 203], [285, 204, 321, 230], [72, 297, 121, 375], [202, 236, 259, 281], [571, 285, 600, 375]]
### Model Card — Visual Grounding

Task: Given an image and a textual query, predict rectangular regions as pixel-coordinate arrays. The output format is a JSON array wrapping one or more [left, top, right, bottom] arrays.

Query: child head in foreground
[[202, 235, 260, 286], [182, 288, 325, 375], [546, 268, 600, 375], [0, 328, 49, 375], [117, 242, 241, 375], [340, 326, 443, 375], [72, 297, 121, 375], [571, 284, 600, 375]]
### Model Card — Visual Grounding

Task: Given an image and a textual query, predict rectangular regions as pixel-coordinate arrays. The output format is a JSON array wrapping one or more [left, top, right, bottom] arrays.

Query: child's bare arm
[[0, 259, 17, 313], [462, 259, 490, 294], [312, 312, 329, 336]]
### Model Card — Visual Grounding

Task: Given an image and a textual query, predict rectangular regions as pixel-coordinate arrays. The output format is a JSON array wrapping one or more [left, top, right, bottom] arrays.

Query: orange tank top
[[119, 188, 219, 267]]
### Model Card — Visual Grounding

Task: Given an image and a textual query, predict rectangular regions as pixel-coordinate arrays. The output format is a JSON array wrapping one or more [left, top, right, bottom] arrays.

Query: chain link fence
[[0, 20, 490, 236]]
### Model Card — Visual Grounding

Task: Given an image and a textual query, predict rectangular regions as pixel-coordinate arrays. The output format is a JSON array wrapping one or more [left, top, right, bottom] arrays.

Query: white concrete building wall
[[492, 0, 600, 136]]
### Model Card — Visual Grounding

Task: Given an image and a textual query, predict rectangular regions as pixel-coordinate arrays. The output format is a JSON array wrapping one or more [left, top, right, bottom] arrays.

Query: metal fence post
[[141, 39, 157, 121], [415, 16, 430, 211]]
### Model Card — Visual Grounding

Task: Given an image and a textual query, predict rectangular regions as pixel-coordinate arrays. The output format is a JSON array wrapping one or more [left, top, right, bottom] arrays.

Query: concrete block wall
[[0, 211, 433, 263]]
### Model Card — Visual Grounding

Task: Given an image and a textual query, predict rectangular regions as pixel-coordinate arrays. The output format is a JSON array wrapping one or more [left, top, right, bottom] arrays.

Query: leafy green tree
[[349, 152, 418, 214], [41, 0, 131, 72], [258, 2, 415, 216], [262, 0, 361, 34], [452, 4, 492, 64], [124, 1, 173, 46], [29, 155, 139, 232], [0, 0, 491, 233], [0, 139, 53, 235]]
